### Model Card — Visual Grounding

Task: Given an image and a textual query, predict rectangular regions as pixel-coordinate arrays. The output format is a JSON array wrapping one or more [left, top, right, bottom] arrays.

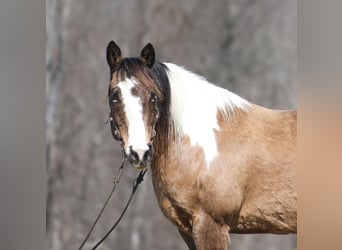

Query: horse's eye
[[150, 93, 156, 103], [110, 91, 120, 104]]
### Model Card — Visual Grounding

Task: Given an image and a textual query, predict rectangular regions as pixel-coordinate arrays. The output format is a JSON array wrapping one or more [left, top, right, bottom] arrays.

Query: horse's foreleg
[[178, 229, 197, 250], [192, 211, 229, 250]]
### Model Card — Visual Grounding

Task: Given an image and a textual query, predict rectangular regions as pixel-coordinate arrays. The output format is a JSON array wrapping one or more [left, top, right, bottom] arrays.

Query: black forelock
[[110, 58, 170, 103], [110, 58, 145, 81]]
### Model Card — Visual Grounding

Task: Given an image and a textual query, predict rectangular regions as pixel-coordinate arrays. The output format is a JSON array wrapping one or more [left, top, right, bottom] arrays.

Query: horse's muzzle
[[128, 144, 153, 169]]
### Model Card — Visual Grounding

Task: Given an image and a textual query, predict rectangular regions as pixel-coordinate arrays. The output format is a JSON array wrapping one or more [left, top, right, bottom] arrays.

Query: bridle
[[107, 90, 160, 157], [78, 90, 160, 250]]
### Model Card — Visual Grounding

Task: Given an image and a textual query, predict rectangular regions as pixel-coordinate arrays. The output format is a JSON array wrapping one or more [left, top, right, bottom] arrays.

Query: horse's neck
[[164, 62, 249, 133], [162, 63, 250, 164]]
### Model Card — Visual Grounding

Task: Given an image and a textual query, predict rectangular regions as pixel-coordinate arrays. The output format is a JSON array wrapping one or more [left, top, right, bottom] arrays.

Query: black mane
[[150, 62, 171, 157]]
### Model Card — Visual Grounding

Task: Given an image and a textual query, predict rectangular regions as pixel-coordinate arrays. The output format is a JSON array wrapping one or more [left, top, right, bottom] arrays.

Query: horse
[[105, 41, 297, 250]]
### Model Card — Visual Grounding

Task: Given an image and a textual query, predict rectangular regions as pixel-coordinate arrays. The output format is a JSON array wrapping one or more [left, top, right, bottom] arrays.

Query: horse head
[[106, 41, 164, 169]]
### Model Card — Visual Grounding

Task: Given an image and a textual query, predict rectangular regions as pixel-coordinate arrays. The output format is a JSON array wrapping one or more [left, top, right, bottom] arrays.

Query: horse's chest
[[151, 174, 198, 233]]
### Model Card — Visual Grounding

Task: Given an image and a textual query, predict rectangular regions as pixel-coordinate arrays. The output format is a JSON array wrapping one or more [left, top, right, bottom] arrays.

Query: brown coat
[[151, 105, 296, 249]]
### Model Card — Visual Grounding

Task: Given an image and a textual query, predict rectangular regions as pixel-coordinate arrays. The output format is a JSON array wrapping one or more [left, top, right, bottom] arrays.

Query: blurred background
[[46, 0, 296, 249]]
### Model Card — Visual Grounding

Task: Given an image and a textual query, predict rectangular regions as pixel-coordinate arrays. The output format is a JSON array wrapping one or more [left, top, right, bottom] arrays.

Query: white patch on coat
[[165, 63, 250, 167], [118, 78, 149, 159]]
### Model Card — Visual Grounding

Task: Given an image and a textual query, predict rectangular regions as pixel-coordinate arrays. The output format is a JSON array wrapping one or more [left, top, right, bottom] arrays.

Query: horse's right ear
[[106, 41, 121, 69]]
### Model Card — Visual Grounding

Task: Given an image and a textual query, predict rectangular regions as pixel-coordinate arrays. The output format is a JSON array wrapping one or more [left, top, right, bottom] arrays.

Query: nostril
[[129, 146, 140, 163], [143, 145, 153, 162]]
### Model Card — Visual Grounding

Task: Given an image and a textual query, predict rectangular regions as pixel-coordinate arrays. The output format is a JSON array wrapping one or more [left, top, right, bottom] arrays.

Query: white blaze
[[118, 78, 149, 158]]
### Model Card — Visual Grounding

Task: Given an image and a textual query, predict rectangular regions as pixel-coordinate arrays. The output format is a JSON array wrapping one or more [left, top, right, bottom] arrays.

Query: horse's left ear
[[140, 43, 155, 68]]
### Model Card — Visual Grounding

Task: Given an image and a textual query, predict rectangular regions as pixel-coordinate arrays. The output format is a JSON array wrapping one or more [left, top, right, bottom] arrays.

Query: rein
[[78, 93, 159, 249], [78, 158, 125, 250], [90, 168, 147, 250]]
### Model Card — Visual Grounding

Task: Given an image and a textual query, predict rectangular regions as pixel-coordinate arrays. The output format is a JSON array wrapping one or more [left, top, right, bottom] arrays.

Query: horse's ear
[[140, 43, 155, 68], [106, 41, 121, 69]]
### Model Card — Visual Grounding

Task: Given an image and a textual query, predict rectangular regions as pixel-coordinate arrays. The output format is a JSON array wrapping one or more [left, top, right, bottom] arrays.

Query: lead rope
[[78, 154, 125, 250], [90, 169, 147, 250]]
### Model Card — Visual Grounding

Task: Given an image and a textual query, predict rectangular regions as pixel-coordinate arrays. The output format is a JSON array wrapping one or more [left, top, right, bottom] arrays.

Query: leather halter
[[107, 90, 160, 156]]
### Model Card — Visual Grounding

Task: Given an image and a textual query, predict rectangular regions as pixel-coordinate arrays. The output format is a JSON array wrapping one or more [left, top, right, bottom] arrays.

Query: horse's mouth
[[131, 164, 149, 170], [129, 158, 151, 170]]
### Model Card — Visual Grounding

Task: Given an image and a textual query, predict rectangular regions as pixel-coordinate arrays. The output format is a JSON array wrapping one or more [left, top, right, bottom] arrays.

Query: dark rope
[[91, 169, 147, 250], [78, 163, 125, 250]]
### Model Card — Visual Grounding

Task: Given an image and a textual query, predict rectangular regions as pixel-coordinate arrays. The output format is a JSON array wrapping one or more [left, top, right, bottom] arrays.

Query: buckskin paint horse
[[105, 41, 297, 250]]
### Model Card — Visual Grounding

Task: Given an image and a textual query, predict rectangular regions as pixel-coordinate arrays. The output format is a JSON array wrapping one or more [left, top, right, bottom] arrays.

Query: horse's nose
[[128, 144, 152, 167]]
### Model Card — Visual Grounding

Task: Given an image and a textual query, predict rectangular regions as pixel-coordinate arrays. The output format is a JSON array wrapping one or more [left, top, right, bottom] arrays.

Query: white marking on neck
[[164, 63, 250, 168], [118, 78, 149, 158]]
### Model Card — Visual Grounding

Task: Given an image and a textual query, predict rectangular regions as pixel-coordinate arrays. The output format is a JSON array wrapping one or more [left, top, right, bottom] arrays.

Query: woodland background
[[46, 0, 297, 249]]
